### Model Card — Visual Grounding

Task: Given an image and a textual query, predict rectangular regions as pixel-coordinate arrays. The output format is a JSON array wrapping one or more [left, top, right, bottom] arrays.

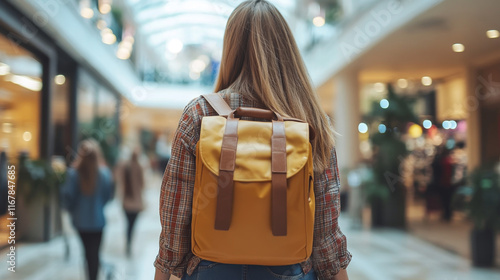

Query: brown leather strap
[[202, 93, 232, 116], [214, 117, 239, 230], [271, 120, 287, 236], [233, 107, 283, 121], [213, 106, 289, 235], [233, 107, 315, 141], [202, 96, 316, 141]]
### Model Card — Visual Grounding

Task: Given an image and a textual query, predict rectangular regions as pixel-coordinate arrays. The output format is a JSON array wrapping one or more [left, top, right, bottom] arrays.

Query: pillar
[[334, 70, 361, 170], [334, 70, 362, 228], [465, 67, 481, 171]]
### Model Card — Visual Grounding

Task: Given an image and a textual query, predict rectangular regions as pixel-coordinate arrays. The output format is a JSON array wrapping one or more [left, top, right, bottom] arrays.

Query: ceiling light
[[119, 40, 133, 51], [380, 99, 389, 109], [2, 123, 12, 134], [313, 16, 325, 27], [409, 124, 423, 138], [190, 59, 207, 73], [80, 7, 94, 19], [23, 131, 32, 142], [102, 29, 116, 45], [450, 120, 457, 129], [486, 29, 499, 39], [421, 76, 432, 86], [54, 74, 66, 85], [101, 28, 112, 35], [358, 123, 368, 134], [452, 43, 465, 53], [397, 78, 408, 89], [423, 120, 432, 129], [99, 3, 111, 14], [442, 120, 451, 129], [374, 82, 385, 92], [167, 39, 184, 54], [0, 63, 10, 76], [116, 48, 131, 60], [5, 74, 42, 91], [96, 19, 107, 30], [198, 55, 210, 65], [101, 28, 116, 45]]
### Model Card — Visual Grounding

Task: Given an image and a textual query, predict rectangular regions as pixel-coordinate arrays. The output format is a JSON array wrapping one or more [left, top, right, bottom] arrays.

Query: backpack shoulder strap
[[202, 93, 233, 116]]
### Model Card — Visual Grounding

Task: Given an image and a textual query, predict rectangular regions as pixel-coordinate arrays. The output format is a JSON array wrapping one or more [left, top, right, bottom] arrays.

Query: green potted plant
[[365, 84, 419, 228], [17, 154, 64, 203], [17, 153, 66, 241], [466, 164, 500, 267], [364, 178, 391, 227]]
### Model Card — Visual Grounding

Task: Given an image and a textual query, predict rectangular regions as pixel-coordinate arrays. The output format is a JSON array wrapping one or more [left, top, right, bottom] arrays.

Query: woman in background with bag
[[62, 139, 114, 280], [121, 148, 145, 257]]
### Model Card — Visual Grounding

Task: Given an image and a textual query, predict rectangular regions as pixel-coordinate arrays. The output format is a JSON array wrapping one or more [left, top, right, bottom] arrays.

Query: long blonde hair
[[73, 139, 103, 195], [215, 0, 335, 171]]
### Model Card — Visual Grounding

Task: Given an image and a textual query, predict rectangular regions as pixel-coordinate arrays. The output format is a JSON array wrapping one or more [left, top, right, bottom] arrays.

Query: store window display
[[0, 32, 42, 247]]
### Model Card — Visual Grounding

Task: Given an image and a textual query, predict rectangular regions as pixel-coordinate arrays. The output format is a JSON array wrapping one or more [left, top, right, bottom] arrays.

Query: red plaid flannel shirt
[[154, 91, 351, 279]]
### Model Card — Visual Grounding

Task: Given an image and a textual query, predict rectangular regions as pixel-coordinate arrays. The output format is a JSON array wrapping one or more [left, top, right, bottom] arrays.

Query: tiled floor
[[407, 202, 500, 266], [1, 176, 500, 280]]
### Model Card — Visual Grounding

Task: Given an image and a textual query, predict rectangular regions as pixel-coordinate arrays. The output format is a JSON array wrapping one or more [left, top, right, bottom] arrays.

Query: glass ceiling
[[121, 0, 300, 84], [128, 0, 296, 47], [119, 0, 348, 86]]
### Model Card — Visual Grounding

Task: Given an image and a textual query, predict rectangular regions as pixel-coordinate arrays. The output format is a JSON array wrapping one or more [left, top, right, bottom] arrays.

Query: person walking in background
[[154, 1, 351, 279], [61, 139, 114, 280], [122, 148, 145, 257], [430, 146, 454, 222]]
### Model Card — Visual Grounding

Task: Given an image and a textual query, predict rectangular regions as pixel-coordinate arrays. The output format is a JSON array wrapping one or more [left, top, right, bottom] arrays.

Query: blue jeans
[[182, 260, 317, 280]]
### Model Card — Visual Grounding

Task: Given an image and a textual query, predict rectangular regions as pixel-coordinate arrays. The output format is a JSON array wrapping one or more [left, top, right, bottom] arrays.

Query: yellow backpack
[[191, 93, 315, 265]]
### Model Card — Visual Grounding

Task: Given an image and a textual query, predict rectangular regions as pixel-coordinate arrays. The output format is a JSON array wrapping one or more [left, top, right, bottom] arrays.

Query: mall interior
[[0, 0, 500, 279]]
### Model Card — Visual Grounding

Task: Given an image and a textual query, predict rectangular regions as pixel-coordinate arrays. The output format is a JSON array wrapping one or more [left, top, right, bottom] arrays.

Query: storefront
[[0, 31, 46, 247], [0, 1, 121, 246], [0, 33, 42, 160], [0, 1, 58, 245]]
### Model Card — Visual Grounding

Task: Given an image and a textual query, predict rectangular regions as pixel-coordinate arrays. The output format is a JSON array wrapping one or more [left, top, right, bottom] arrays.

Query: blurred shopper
[[61, 139, 114, 280], [451, 141, 467, 186], [122, 148, 145, 257], [430, 146, 454, 222], [154, 1, 351, 280]]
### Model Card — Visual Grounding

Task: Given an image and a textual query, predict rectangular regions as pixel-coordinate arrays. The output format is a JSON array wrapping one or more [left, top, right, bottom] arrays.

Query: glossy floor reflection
[[1, 175, 499, 280]]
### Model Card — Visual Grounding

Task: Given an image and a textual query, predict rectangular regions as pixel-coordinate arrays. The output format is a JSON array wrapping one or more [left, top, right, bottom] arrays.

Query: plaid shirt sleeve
[[311, 147, 352, 279], [154, 98, 202, 278]]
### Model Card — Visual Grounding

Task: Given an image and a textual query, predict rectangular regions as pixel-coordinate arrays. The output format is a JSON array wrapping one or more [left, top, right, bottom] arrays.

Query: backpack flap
[[198, 116, 310, 181]]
